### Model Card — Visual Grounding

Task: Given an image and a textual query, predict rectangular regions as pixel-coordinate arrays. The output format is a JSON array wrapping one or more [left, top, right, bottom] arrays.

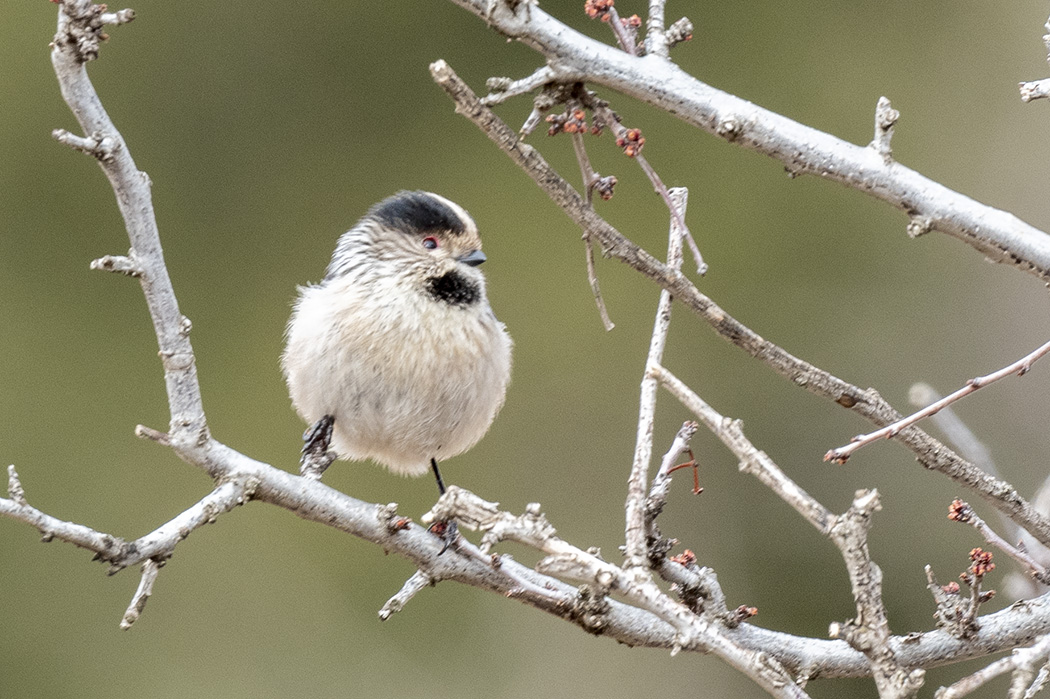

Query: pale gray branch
[[51, 0, 209, 459], [624, 187, 688, 573], [21, 3, 1050, 695], [644, 0, 668, 57], [453, 0, 1050, 281], [427, 56, 1050, 553], [827, 338, 1050, 464], [936, 635, 1050, 699], [651, 365, 833, 533], [870, 96, 900, 163], [425, 487, 809, 698], [1019, 78, 1050, 102], [120, 558, 159, 630], [378, 570, 433, 620], [829, 490, 925, 698]]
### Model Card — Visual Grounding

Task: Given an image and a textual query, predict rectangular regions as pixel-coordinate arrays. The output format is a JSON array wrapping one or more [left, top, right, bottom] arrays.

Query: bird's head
[[326, 191, 488, 307]]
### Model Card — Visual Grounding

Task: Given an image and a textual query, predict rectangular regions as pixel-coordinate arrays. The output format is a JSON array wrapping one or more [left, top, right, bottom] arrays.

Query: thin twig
[[646, 420, 700, 524], [587, 99, 707, 275], [948, 500, 1050, 585], [651, 365, 833, 533], [937, 654, 1018, 698], [645, 0, 669, 57], [908, 383, 998, 478], [870, 96, 900, 163], [584, 238, 615, 331], [624, 187, 688, 574], [120, 558, 160, 630], [0, 475, 255, 573], [570, 130, 615, 330], [826, 337, 1050, 464], [936, 635, 1050, 698], [604, 7, 637, 56], [481, 65, 555, 106], [51, 0, 210, 461], [378, 570, 433, 620]]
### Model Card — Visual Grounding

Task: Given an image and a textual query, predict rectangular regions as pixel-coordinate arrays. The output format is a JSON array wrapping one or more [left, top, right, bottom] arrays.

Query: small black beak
[[457, 249, 487, 267]]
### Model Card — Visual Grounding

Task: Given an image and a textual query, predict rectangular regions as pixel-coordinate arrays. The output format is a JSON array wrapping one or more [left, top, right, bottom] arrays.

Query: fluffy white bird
[[282, 191, 512, 500]]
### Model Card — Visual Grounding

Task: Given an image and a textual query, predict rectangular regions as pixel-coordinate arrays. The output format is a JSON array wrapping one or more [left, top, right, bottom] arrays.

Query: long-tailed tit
[[282, 191, 513, 519]]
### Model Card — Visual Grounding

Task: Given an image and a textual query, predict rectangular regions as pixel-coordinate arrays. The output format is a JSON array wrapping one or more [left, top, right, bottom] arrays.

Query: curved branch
[[454, 0, 1050, 282], [51, 0, 208, 459]]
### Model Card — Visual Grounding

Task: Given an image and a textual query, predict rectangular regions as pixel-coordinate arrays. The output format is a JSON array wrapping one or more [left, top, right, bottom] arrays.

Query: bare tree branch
[[1019, 15, 1050, 103], [827, 338, 1050, 464], [625, 187, 688, 574], [427, 57, 1050, 551], [651, 366, 833, 534], [453, 0, 1050, 281], [870, 96, 900, 163], [828, 490, 925, 698], [14, 3, 1050, 696], [643, 0, 668, 58], [120, 558, 160, 630], [425, 487, 809, 698]]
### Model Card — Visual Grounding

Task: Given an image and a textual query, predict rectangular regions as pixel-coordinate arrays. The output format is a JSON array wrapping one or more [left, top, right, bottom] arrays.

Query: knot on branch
[[870, 97, 900, 163], [52, 129, 120, 161], [7, 465, 27, 507], [925, 560, 995, 640], [482, 500, 558, 553], [1019, 78, 1050, 103], [380, 503, 412, 534], [716, 116, 743, 142], [645, 531, 677, 569], [52, 0, 130, 63], [570, 583, 610, 635], [907, 216, 933, 238], [90, 254, 142, 277], [666, 17, 694, 49]]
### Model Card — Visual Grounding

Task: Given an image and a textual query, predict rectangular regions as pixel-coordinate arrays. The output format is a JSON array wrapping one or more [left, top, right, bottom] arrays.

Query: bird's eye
[[422, 236, 439, 250]]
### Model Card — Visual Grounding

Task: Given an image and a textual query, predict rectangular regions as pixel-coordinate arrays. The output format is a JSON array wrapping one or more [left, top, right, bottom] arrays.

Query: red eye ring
[[422, 236, 439, 250]]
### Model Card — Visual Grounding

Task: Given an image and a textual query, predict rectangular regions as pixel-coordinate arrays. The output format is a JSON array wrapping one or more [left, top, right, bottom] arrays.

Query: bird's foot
[[300, 414, 336, 480], [427, 519, 459, 555]]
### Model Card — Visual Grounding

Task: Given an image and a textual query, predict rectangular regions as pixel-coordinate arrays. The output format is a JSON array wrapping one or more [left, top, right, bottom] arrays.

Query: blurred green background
[[4, 1, 1050, 697]]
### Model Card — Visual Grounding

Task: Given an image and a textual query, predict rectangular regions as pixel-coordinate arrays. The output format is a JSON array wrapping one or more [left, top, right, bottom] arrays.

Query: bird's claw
[[302, 414, 335, 454], [300, 414, 336, 479], [428, 519, 459, 555]]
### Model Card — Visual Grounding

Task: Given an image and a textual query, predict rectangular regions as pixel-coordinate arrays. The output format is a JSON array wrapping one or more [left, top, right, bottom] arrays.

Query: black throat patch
[[425, 270, 481, 307]]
